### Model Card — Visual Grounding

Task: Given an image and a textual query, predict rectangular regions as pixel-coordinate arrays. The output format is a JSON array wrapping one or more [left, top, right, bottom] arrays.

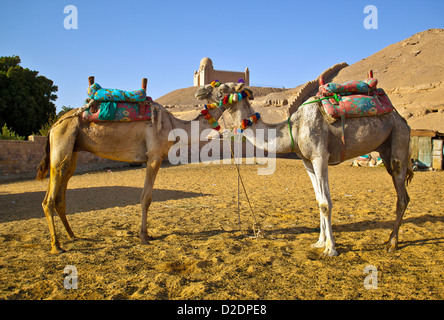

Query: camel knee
[[391, 159, 401, 175], [140, 194, 152, 208], [318, 201, 331, 216], [42, 196, 56, 213], [400, 194, 410, 207], [391, 158, 410, 178]]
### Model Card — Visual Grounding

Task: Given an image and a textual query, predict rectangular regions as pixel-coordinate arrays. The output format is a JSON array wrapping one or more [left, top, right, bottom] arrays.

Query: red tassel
[[223, 95, 229, 105], [201, 109, 208, 115], [241, 119, 248, 130]]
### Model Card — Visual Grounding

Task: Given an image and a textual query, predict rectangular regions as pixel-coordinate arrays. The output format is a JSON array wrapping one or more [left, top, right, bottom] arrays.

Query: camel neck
[[168, 106, 224, 144], [232, 102, 295, 154]]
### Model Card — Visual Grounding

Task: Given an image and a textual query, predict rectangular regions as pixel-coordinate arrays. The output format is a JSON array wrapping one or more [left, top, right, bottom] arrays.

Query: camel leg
[[302, 159, 326, 248], [311, 157, 337, 257], [378, 126, 412, 252], [386, 158, 410, 252], [139, 155, 163, 244], [42, 155, 73, 254], [42, 171, 63, 254], [54, 152, 77, 239]]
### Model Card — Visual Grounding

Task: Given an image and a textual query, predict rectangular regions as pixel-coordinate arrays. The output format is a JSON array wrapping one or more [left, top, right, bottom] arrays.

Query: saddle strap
[[341, 114, 346, 162], [139, 104, 146, 115], [89, 100, 98, 114]]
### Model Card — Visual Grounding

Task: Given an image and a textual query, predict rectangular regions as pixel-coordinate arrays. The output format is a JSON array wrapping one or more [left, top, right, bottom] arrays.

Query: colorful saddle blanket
[[318, 78, 378, 96], [317, 78, 394, 118], [87, 83, 146, 102], [82, 101, 153, 122]]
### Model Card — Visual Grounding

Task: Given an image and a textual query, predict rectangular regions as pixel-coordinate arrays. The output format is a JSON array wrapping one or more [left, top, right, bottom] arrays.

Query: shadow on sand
[[0, 186, 208, 223]]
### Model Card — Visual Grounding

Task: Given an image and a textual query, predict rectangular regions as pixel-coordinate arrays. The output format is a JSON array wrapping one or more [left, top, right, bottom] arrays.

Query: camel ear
[[235, 83, 245, 92]]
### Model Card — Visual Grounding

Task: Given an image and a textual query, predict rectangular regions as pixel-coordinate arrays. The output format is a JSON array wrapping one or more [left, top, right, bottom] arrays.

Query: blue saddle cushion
[[87, 83, 146, 102]]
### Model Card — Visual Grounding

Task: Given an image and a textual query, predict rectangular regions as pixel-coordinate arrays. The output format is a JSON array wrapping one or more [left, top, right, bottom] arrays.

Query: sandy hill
[[155, 86, 287, 121], [155, 86, 286, 107], [330, 28, 444, 132], [156, 29, 444, 131]]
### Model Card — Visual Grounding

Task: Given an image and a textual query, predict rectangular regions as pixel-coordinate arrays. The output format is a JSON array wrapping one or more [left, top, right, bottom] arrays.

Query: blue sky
[[1, 0, 443, 112]]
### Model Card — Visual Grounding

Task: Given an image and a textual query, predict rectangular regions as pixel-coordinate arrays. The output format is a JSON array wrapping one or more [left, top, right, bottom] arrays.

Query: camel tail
[[36, 132, 50, 180], [405, 135, 414, 187]]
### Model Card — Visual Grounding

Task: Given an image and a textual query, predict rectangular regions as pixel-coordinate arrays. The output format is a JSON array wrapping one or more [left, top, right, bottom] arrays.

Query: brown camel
[[37, 83, 223, 254], [197, 82, 413, 257]]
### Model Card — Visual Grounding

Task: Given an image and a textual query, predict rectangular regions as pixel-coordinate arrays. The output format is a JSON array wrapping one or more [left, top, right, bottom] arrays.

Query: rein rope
[[287, 117, 295, 152], [299, 93, 340, 106], [213, 90, 263, 239]]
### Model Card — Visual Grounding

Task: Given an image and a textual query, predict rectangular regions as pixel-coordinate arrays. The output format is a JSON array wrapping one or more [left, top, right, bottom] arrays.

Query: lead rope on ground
[[218, 110, 264, 239]]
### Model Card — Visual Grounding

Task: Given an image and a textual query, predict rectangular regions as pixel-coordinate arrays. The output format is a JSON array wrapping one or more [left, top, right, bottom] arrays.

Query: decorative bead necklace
[[200, 78, 254, 132], [233, 112, 261, 135], [210, 80, 221, 88], [205, 90, 252, 110], [200, 103, 221, 131], [200, 89, 253, 132]]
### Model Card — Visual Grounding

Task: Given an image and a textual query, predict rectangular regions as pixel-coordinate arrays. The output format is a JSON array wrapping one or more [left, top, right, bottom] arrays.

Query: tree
[[36, 106, 74, 137], [58, 105, 74, 118], [0, 55, 58, 137]]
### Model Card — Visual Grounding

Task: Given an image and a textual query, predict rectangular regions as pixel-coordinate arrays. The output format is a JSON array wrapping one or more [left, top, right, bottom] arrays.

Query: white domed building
[[193, 57, 249, 86]]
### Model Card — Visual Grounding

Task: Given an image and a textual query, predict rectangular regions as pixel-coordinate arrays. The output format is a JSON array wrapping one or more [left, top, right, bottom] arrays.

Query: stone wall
[[0, 136, 126, 181], [0, 135, 299, 181]]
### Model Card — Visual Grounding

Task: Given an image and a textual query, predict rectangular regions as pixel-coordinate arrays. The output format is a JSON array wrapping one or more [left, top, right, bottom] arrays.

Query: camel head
[[214, 82, 250, 102], [196, 82, 255, 131], [196, 82, 253, 103], [194, 83, 215, 102], [207, 82, 255, 126]]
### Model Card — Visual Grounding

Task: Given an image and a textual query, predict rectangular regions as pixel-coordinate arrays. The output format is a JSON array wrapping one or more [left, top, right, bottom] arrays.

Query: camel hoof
[[140, 233, 153, 244], [320, 248, 338, 257], [50, 247, 65, 254], [385, 238, 398, 252], [311, 241, 325, 248], [385, 243, 398, 253]]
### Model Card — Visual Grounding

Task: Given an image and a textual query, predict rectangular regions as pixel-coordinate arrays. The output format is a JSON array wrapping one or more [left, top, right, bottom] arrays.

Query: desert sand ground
[[0, 158, 443, 300]]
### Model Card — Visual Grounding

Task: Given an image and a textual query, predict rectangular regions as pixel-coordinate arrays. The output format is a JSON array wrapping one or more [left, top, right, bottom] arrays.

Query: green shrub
[[1, 123, 25, 140], [36, 113, 58, 136]]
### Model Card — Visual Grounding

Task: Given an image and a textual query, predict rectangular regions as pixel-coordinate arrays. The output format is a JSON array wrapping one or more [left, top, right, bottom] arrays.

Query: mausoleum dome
[[200, 57, 213, 68]]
